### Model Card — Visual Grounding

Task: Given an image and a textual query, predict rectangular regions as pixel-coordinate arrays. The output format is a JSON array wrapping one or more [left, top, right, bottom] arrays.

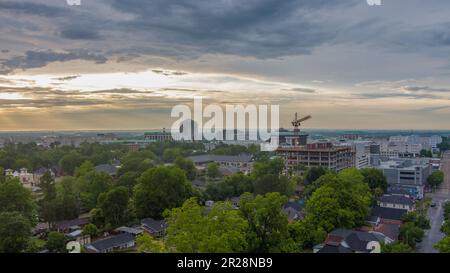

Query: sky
[[0, 0, 450, 131]]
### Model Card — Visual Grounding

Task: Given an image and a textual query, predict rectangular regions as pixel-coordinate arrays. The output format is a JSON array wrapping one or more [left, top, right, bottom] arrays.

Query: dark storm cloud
[[0, 50, 108, 74], [106, 0, 356, 58], [0, 1, 66, 17], [60, 28, 101, 40]]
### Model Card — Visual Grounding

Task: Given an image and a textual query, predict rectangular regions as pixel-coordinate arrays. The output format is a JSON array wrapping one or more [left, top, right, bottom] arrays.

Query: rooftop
[[378, 194, 415, 206]]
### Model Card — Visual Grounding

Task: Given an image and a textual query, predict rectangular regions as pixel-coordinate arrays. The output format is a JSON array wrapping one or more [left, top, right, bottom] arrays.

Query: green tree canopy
[[303, 166, 328, 185], [0, 212, 31, 253], [98, 186, 131, 227], [174, 156, 196, 180], [164, 198, 248, 253], [46, 231, 67, 253], [381, 241, 413, 253], [206, 162, 221, 178], [82, 223, 98, 237], [427, 171, 444, 189], [399, 222, 424, 248], [305, 169, 373, 232], [239, 192, 293, 253], [133, 166, 193, 219], [360, 168, 388, 192], [0, 178, 37, 225], [435, 236, 450, 253]]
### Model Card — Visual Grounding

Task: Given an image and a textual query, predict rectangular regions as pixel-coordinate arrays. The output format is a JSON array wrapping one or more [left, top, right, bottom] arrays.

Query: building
[[5, 168, 38, 189], [85, 233, 136, 253], [187, 154, 254, 174], [141, 218, 167, 237], [144, 129, 173, 142], [278, 128, 308, 146], [377, 194, 415, 212], [276, 142, 355, 173], [95, 164, 119, 177], [370, 205, 408, 225], [313, 229, 393, 253], [375, 158, 432, 194]]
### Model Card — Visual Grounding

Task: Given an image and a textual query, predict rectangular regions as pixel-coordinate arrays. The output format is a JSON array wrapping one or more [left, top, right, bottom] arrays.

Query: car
[[431, 202, 437, 208]]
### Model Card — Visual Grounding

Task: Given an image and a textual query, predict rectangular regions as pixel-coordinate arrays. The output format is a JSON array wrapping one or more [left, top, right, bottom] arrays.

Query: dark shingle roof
[[88, 233, 135, 252], [54, 218, 89, 230], [141, 218, 167, 233], [95, 164, 118, 175], [371, 206, 407, 221], [378, 195, 414, 206], [317, 244, 352, 253], [187, 154, 253, 164]]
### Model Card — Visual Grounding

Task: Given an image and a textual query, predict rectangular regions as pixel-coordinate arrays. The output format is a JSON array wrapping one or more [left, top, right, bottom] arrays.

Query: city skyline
[[1, 0, 450, 131]]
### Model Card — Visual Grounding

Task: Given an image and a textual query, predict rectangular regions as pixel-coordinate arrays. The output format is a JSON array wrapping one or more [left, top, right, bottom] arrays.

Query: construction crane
[[291, 113, 311, 146], [291, 113, 311, 131]]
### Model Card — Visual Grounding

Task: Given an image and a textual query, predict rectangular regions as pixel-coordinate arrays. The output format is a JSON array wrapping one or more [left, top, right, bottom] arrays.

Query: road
[[416, 151, 450, 253]]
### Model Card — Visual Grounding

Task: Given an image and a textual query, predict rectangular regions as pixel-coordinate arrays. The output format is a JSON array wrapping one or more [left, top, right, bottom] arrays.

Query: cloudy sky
[[1, 0, 450, 131]]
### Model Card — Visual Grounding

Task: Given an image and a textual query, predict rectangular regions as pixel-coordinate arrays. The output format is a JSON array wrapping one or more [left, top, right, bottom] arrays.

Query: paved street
[[416, 151, 450, 253]]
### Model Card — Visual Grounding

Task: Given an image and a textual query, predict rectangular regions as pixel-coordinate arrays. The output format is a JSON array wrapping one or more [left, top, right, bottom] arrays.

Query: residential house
[[85, 233, 136, 253], [95, 164, 119, 177], [114, 226, 144, 236], [369, 205, 408, 225], [377, 194, 415, 212], [66, 229, 91, 246], [313, 229, 393, 253], [141, 218, 167, 237], [53, 218, 90, 233]]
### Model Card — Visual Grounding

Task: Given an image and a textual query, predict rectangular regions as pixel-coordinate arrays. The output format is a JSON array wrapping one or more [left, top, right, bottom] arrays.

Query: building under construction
[[276, 113, 355, 173]]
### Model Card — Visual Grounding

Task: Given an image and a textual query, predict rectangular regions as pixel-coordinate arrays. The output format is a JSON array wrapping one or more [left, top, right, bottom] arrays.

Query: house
[[370, 205, 408, 225], [377, 194, 415, 211], [5, 168, 38, 188], [229, 196, 241, 208], [283, 201, 304, 222], [53, 218, 90, 233], [85, 233, 136, 253], [187, 154, 254, 174], [313, 229, 393, 253], [95, 164, 118, 177], [66, 229, 91, 246], [114, 226, 143, 236], [141, 218, 167, 237], [33, 168, 56, 183]]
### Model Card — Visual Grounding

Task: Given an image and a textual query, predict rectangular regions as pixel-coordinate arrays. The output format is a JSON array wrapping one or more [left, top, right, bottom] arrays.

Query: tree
[[133, 166, 193, 219], [164, 198, 248, 253], [206, 162, 220, 178], [402, 212, 430, 230], [360, 168, 388, 192], [98, 186, 131, 227], [162, 148, 182, 163], [239, 192, 292, 253], [76, 171, 113, 210], [0, 212, 31, 253], [420, 149, 433, 158], [116, 171, 140, 193], [174, 156, 196, 180], [205, 172, 253, 200], [137, 233, 166, 253], [82, 223, 98, 237], [303, 166, 327, 185], [399, 222, 424, 248], [59, 152, 84, 175], [40, 171, 56, 200], [288, 218, 327, 251], [253, 174, 294, 196], [435, 236, 450, 253], [444, 202, 450, 220], [381, 242, 413, 253], [305, 169, 373, 232], [0, 178, 37, 225], [441, 221, 450, 236], [427, 171, 444, 189], [437, 137, 450, 152], [74, 161, 95, 178], [46, 231, 67, 253]]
